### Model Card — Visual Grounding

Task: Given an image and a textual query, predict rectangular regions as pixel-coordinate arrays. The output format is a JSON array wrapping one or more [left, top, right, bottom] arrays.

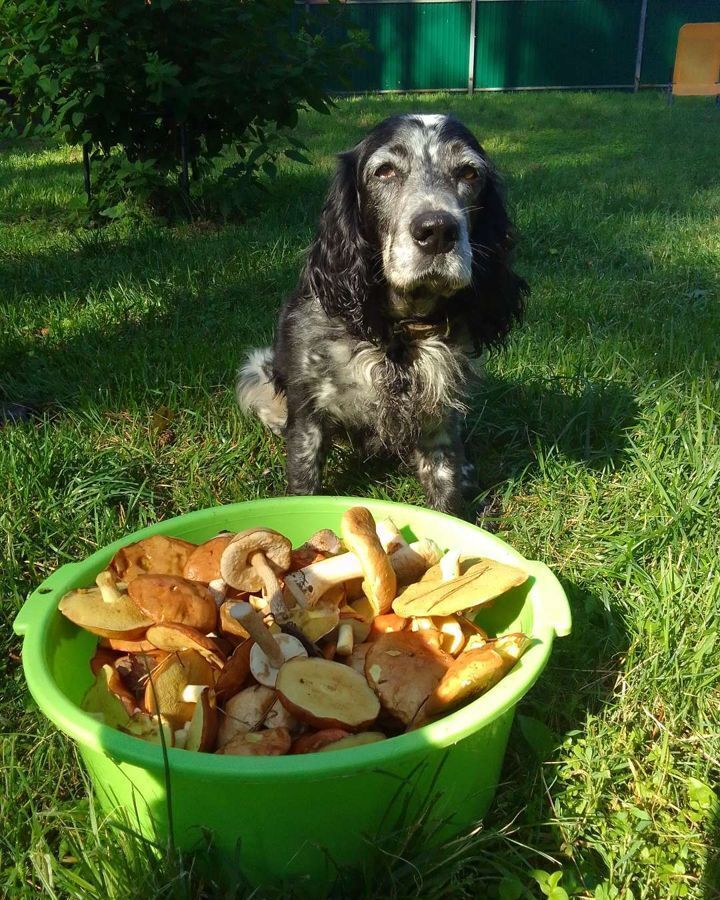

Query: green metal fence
[[304, 0, 720, 92]]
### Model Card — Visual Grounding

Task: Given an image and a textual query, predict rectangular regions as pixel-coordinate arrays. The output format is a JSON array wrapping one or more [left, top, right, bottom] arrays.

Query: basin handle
[[13, 563, 83, 637], [523, 559, 572, 638]]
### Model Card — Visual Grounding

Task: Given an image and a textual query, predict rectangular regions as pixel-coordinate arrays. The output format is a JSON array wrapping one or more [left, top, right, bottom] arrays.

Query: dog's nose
[[409, 211, 459, 255]]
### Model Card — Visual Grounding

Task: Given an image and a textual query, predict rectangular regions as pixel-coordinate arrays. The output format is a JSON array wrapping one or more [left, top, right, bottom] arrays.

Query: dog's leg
[[285, 409, 328, 496], [414, 419, 468, 516]]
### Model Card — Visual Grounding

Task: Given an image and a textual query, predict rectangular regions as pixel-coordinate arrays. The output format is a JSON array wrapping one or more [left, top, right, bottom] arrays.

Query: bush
[[0, 0, 361, 222]]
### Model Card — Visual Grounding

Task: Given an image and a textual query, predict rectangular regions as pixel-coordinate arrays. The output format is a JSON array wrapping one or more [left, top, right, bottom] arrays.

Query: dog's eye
[[374, 163, 397, 180], [458, 165, 480, 183]]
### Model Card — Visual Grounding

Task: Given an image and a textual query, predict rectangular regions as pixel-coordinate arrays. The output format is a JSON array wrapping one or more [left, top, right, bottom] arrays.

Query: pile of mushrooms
[[58, 507, 531, 756]]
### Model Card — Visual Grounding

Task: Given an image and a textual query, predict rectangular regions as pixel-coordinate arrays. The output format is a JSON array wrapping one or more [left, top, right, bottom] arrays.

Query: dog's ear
[[456, 167, 528, 354], [302, 150, 382, 341]]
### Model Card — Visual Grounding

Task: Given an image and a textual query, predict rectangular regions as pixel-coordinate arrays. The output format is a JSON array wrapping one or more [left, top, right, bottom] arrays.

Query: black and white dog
[[237, 114, 527, 516]]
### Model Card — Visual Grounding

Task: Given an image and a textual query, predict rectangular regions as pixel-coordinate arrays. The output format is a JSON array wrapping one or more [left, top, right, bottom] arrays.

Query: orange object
[[672, 23, 720, 97]]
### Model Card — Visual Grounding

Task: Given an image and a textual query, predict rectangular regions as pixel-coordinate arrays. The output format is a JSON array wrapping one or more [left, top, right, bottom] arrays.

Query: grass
[[1, 90, 719, 899]]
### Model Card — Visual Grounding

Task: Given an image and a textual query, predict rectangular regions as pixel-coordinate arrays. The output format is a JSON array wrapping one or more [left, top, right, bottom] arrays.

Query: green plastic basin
[[13, 496, 571, 891]]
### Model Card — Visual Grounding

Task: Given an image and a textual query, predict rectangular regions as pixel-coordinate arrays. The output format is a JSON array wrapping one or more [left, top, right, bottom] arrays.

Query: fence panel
[[302, 0, 720, 93], [640, 0, 720, 84], [474, 0, 642, 89], [309, 2, 471, 92]]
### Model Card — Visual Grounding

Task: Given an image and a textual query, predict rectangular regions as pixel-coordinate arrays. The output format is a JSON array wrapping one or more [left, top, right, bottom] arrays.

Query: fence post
[[467, 0, 477, 94], [634, 0, 649, 91]]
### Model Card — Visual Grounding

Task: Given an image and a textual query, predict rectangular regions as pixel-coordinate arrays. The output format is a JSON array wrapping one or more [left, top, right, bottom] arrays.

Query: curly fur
[[237, 114, 528, 515]]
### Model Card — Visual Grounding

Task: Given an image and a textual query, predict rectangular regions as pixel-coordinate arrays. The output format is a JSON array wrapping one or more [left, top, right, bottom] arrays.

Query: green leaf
[[687, 777, 718, 819], [37, 76, 58, 97], [72, 111, 84, 128], [99, 202, 127, 220], [518, 714, 560, 761], [284, 148, 311, 166], [498, 874, 524, 900]]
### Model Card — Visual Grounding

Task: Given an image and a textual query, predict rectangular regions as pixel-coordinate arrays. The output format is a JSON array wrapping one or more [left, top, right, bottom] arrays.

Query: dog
[[236, 114, 527, 516]]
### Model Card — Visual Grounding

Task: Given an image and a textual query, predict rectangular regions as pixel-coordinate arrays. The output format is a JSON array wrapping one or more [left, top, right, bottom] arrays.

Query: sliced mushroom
[[277, 657, 380, 732], [345, 642, 372, 676], [492, 633, 531, 663], [334, 610, 371, 657], [128, 574, 218, 633], [368, 613, 408, 639], [221, 528, 292, 625], [110, 535, 197, 583], [59, 576, 152, 641], [392, 558, 528, 618], [286, 600, 340, 643]]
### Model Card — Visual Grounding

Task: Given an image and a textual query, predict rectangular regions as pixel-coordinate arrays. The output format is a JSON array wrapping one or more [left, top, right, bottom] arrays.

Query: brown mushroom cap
[[145, 623, 226, 668], [340, 508, 396, 615], [220, 528, 292, 592], [182, 535, 234, 583], [59, 586, 152, 640], [128, 575, 218, 633], [110, 535, 197, 583]]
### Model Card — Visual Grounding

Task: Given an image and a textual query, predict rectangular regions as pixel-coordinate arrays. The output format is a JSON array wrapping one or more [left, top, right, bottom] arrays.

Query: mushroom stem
[[439, 549, 461, 581], [181, 684, 207, 704], [229, 601, 285, 668], [375, 518, 408, 554], [336, 623, 354, 657], [249, 551, 290, 625], [208, 578, 227, 607], [96, 570, 124, 604], [284, 539, 441, 609]]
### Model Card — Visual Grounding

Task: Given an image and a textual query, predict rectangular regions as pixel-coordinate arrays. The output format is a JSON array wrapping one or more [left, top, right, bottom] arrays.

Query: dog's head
[[303, 114, 527, 352]]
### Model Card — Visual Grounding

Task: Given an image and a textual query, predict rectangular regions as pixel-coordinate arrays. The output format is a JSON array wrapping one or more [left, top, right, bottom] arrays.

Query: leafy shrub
[[0, 0, 361, 222]]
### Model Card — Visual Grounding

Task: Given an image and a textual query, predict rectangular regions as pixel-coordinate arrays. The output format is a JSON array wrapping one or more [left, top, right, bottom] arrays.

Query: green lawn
[[2, 91, 719, 899]]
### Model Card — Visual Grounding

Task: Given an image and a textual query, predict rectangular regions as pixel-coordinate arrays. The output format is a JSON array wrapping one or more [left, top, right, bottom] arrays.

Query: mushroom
[[439, 549, 461, 581], [110, 535, 197, 583], [392, 558, 528, 619], [143, 649, 214, 730], [276, 657, 380, 732], [227, 601, 285, 668], [182, 534, 234, 583], [218, 685, 276, 746], [183, 687, 218, 752], [145, 623, 226, 669], [365, 631, 452, 726], [341, 507, 396, 615], [249, 633, 307, 688], [122, 712, 175, 746], [214, 639, 253, 699], [59, 574, 152, 640], [221, 528, 292, 625], [374, 517, 408, 554], [128, 574, 218, 633], [216, 727, 292, 757], [284, 538, 439, 611], [334, 608, 371, 657], [82, 664, 135, 728]]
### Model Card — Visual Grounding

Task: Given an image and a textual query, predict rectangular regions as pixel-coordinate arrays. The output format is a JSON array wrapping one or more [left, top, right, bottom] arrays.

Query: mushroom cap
[[340, 508, 396, 615], [145, 623, 226, 668], [220, 528, 293, 592], [59, 586, 152, 640], [392, 559, 528, 618], [128, 575, 218, 633], [110, 535, 197, 583], [183, 535, 234, 583]]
